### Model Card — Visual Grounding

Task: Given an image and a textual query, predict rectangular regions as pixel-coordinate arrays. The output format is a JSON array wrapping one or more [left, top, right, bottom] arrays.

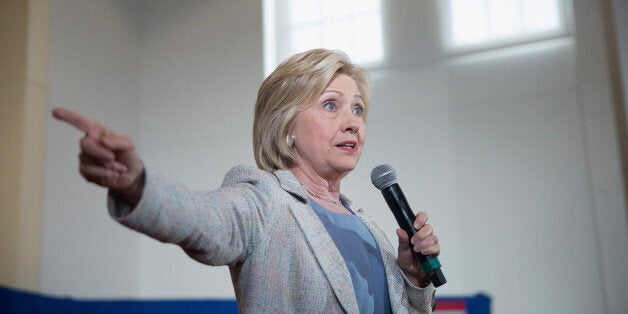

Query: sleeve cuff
[[107, 192, 135, 218], [107, 170, 152, 221], [399, 269, 437, 312]]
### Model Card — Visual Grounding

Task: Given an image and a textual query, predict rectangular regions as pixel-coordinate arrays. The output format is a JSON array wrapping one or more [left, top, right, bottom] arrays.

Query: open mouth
[[336, 141, 357, 151]]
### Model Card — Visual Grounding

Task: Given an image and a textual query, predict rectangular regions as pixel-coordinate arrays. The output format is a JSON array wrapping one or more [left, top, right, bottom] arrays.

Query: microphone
[[371, 164, 446, 287]]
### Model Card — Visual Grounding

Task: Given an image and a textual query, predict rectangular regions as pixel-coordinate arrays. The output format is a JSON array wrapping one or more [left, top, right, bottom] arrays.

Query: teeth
[[337, 142, 356, 148]]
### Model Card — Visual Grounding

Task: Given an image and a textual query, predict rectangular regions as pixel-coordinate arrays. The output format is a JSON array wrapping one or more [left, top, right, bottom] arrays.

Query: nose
[[341, 108, 362, 134]]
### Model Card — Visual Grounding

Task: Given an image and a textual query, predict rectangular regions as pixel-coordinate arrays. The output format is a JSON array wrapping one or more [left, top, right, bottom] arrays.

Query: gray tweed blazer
[[109, 165, 435, 313]]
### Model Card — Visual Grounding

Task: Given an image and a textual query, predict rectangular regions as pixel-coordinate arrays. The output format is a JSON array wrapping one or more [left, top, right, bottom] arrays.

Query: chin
[[326, 155, 361, 176], [335, 160, 359, 173]]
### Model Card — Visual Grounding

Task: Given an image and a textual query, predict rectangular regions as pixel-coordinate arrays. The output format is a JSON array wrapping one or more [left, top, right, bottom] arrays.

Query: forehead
[[324, 74, 361, 95]]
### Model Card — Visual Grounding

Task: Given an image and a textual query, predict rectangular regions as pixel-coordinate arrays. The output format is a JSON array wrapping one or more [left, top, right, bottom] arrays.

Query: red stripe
[[434, 300, 466, 310]]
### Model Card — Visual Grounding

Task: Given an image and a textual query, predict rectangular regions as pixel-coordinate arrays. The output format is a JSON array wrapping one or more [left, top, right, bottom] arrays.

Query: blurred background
[[1, 0, 627, 313]]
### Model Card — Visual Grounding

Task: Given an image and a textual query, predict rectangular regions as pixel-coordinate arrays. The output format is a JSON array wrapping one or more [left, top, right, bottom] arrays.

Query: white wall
[[353, 1, 627, 313], [613, 0, 628, 145], [43, 0, 142, 297], [133, 0, 262, 298], [43, 0, 627, 313]]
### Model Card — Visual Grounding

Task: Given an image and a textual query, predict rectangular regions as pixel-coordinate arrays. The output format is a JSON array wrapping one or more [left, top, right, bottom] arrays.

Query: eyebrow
[[322, 89, 363, 100]]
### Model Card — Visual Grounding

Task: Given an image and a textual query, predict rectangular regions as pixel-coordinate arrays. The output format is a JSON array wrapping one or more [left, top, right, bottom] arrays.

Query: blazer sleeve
[[404, 274, 437, 313], [107, 166, 270, 266]]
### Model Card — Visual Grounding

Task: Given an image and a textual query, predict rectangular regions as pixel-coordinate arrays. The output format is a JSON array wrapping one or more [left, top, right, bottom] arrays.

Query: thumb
[[397, 229, 410, 250], [396, 229, 414, 265], [101, 134, 134, 152], [101, 134, 142, 173]]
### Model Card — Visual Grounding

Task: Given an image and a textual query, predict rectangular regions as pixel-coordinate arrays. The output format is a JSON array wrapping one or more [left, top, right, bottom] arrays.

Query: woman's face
[[292, 74, 366, 180]]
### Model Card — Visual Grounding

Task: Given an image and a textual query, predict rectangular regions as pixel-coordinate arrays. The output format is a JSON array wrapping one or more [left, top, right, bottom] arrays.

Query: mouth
[[335, 141, 358, 152]]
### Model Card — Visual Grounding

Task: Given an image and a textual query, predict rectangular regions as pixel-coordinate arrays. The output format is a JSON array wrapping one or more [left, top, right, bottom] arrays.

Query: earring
[[285, 134, 295, 146]]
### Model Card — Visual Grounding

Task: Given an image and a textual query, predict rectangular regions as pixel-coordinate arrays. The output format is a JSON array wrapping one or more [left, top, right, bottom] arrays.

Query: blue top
[[309, 198, 392, 314]]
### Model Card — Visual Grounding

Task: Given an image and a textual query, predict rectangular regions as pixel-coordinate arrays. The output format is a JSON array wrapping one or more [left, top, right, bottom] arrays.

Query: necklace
[[300, 184, 343, 206]]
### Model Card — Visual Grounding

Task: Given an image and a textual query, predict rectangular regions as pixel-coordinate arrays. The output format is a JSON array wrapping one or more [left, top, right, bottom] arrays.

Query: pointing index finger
[[52, 107, 103, 137]]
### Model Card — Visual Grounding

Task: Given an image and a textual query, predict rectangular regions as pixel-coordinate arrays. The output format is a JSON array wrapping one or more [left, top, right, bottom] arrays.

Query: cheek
[[360, 126, 366, 143]]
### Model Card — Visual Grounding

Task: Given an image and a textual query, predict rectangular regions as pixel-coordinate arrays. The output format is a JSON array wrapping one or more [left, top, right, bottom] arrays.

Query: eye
[[352, 105, 364, 116], [323, 101, 336, 111]]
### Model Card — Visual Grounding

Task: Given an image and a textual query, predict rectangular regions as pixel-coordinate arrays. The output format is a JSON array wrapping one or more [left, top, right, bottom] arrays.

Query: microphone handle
[[382, 183, 447, 287]]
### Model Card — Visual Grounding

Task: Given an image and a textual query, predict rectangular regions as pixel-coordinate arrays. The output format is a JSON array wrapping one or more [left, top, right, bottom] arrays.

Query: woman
[[53, 49, 441, 313]]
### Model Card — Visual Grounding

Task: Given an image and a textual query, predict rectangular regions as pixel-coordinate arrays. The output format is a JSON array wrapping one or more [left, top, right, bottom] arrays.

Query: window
[[264, 0, 384, 75], [441, 0, 571, 51]]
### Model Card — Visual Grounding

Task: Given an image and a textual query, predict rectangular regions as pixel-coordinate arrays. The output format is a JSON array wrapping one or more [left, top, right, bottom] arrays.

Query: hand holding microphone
[[371, 164, 446, 288]]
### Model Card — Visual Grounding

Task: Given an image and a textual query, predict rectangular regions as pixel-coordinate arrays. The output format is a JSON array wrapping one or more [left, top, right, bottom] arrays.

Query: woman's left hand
[[396, 211, 440, 288]]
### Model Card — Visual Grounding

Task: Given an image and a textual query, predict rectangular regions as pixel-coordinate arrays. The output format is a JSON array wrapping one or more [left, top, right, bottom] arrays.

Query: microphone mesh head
[[371, 164, 397, 190]]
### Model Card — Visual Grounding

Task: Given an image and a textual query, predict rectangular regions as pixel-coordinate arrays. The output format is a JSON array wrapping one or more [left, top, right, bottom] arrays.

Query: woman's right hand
[[52, 107, 145, 207]]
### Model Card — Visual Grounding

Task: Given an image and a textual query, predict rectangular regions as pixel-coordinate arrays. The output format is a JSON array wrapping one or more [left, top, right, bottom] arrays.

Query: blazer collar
[[273, 169, 360, 313], [273, 169, 307, 201]]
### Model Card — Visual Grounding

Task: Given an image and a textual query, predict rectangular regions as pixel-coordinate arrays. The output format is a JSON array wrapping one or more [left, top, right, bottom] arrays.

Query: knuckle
[[424, 224, 433, 233]]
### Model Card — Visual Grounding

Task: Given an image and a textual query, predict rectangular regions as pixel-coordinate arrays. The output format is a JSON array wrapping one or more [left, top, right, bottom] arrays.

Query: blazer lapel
[[274, 170, 359, 313]]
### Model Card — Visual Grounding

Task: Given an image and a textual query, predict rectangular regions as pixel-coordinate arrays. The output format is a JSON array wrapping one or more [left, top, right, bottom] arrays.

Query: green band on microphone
[[421, 258, 441, 273]]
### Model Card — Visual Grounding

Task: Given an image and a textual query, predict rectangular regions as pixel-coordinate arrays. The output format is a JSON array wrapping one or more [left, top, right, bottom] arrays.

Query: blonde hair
[[253, 49, 371, 172]]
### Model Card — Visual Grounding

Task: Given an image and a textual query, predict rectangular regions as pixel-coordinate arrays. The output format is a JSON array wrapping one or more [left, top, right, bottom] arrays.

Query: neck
[[289, 165, 342, 201]]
